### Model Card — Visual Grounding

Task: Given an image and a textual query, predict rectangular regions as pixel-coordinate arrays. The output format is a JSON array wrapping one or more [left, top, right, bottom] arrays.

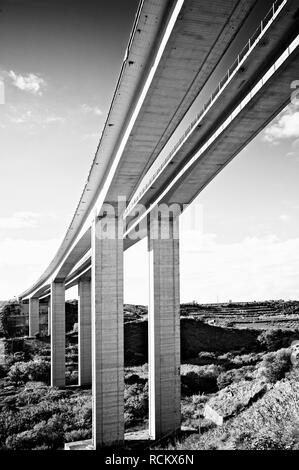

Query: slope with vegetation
[[0, 300, 299, 450]]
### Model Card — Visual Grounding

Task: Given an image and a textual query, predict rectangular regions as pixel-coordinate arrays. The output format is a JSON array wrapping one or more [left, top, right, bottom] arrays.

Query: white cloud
[[264, 106, 299, 143], [0, 212, 41, 229], [81, 104, 102, 116], [8, 70, 46, 96]]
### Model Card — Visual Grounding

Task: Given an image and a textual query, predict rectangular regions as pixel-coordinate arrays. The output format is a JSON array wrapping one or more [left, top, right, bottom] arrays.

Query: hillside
[[1, 328, 299, 450], [180, 300, 299, 330], [0, 299, 299, 450]]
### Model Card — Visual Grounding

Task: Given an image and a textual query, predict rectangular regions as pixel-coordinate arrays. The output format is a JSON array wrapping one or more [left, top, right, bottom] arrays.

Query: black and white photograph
[[0, 0, 299, 458]]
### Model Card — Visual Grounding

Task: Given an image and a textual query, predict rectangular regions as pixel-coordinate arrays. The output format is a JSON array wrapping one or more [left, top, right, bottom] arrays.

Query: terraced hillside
[[180, 301, 299, 330]]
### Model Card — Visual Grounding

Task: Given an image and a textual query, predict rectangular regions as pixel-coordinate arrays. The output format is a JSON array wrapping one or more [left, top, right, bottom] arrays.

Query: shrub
[[7, 360, 50, 385], [125, 382, 148, 427], [15, 383, 49, 406], [257, 348, 292, 383], [64, 428, 91, 443], [125, 373, 147, 386], [0, 386, 93, 450], [72, 400, 92, 429], [12, 352, 26, 362], [197, 352, 216, 361], [38, 348, 51, 357], [257, 329, 298, 352], [5, 418, 65, 450], [181, 364, 223, 395], [0, 304, 11, 337], [7, 362, 30, 384], [66, 345, 78, 354], [181, 394, 209, 428], [29, 360, 50, 383], [217, 365, 255, 389], [65, 370, 78, 386], [0, 364, 8, 378]]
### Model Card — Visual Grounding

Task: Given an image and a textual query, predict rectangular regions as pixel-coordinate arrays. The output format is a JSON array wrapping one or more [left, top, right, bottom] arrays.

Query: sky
[[0, 0, 299, 304]]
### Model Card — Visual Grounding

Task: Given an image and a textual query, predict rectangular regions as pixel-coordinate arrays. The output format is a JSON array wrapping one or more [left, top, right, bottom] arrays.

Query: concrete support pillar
[[48, 301, 51, 336], [29, 298, 39, 337], [78, 278, 92, 386], [50, 281, 65, 387], [148, 211, 181, 440], [91, 212, 124, 448]]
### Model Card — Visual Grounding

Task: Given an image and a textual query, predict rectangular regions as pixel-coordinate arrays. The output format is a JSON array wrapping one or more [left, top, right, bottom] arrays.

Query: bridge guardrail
[[124, 0, 286, 218]]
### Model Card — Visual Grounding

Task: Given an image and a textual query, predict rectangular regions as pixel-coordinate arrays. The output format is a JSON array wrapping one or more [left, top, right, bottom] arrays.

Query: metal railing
[[124, 0, 286, 217]]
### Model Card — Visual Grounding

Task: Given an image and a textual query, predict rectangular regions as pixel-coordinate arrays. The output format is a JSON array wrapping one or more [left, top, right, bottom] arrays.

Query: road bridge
[[19, 0, 299, 449]]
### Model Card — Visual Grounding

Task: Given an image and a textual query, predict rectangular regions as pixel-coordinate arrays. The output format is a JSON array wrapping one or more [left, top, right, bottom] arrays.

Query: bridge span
[[18, 0, 299, 449]]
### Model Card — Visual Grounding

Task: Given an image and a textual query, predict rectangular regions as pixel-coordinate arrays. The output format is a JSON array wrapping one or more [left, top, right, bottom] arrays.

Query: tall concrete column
[[148, 211, 181, 440], [29, 298, 39, 337], [50, 281, 65, 387], [78, 278, 92, 386], [91, 211, 124, 448], [48, 301, 51, 336]]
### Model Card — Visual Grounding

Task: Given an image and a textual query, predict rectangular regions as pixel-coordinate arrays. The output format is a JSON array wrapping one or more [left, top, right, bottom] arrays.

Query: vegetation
[[166, 372, 299, 450], [256, 348, 292, 383], [257, 329, 299, 352], [7, 360, 50, 385], [1, 300, 299, 450]]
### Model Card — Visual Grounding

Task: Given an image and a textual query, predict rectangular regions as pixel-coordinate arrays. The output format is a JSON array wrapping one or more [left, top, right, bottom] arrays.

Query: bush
[[14, 383, 72, 407], [181, 394, 209, 428], [257, 348, 292, 384], [197, 352, 217, 361], [38, 348, 51, 357], [181, 364, 223, 395], [257, 329, 298, 352], [0, 364, 8, 379], [125, 373, 146, 386], [7, 362, 30, 384], [29, 360, 50, 383], [0, 303, 11, 337], [64, 429, 91, 443], [72, 400, 92, 429], [7, 360, 50, 385], [12, 352, 26, 362], [5, 418, 65, 450], [15, 383, 49, 406], [125, 382, 148, 427], [217, 365, 255, 389], [65, 370, 78, 386]]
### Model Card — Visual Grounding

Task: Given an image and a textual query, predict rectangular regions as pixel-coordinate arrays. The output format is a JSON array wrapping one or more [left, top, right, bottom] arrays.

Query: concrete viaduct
[[18, 0, 299, 449]]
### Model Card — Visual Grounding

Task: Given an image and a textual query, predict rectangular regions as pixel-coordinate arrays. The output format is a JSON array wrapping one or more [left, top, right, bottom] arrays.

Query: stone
[[204, 380, 267, 425]]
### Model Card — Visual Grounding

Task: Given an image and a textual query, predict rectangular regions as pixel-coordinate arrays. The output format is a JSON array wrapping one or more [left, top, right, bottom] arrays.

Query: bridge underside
[[21, 0, 299, 450]]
